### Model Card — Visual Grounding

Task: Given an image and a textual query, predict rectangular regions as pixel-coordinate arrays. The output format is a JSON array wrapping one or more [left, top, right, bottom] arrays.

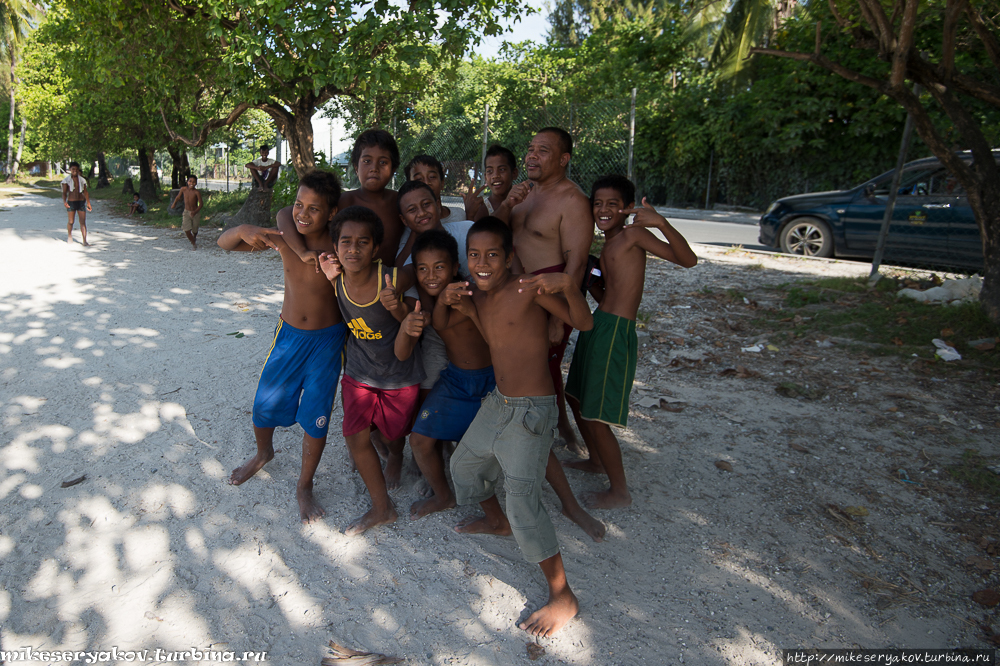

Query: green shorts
[[565, 309, 637, 428], [450, 389, 559, 564]]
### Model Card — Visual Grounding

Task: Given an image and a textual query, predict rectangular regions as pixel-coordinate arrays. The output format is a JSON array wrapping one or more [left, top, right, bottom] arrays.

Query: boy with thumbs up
[[319, 205, 424, 536]]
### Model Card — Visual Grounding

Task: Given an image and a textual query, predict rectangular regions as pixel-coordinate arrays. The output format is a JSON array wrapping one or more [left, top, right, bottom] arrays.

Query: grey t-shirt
[[336, 261, 425, 390]]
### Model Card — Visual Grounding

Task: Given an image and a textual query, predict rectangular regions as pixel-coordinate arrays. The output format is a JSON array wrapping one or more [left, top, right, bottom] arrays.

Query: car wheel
[[779, 218, 833, 258]]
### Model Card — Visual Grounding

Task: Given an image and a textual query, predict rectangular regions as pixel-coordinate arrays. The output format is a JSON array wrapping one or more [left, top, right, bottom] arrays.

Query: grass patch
[[762, 277, 1000, 369], [89, 184, 247, 228], [947, 449, 1000, 500]]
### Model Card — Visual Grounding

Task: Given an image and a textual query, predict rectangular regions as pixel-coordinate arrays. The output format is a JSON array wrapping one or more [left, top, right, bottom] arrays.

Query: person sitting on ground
[[129, 193, 146, 216], [218, 170, 346, 523], [564, 175, 697, 509], [440, 216, 593, 638], [462, 144, 519, 222], [246, 145, 281, 190], [171, 175, 203, 250]]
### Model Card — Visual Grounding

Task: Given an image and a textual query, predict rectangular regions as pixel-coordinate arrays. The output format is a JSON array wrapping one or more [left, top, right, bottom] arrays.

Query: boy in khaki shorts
[[172, 175, 203, 249]]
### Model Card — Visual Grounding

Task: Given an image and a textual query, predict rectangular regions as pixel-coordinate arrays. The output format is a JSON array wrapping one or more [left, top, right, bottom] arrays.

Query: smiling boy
[[462, 144, 519, 221], [564, 175, 697, 509], [218, 170, 346, 523], [404, 154, 456, 221], [441, 216, 593, 637]]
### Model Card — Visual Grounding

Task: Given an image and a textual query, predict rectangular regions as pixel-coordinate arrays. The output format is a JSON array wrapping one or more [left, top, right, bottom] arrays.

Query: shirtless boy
[[462, 145, 518, 222], [404, 154, 456, 221], [171, 175, 204, 250], [318, 206, 424, 535], [394, 229, 495, 519], [61, 162, 92, 245], [281, 130, 402, 267], [442, 216, 592, 637], [565, 175, 697, 509], [218, 171, 346, 523]]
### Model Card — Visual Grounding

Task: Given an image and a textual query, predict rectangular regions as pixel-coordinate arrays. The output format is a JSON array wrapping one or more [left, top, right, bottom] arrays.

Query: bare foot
[[520, 588, 579, 638], [229, 451, 274, 485], [564, 438, 588, 457], [297, 486, 326, 523], [344, 505, 398, 536], [67, 237, 73, 244], [558, 423, 580, 450], [384, 451, 403, 491], [584, 489, 632, 510], [82, 241, 91, 247], [563, 458, 606, 474], [561, 504, 605, 542], [370, 431, 389, 460], [413, 477, 434, 498], [454, 514, 512, 536], [410, 494, 456, 520]]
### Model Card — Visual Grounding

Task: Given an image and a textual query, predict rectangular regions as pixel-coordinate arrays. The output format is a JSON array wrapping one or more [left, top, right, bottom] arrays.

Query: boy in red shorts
[[319, 206, 423, 536]]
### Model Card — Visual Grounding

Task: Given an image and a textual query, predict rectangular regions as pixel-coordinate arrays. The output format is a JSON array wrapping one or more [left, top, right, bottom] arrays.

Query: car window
[[927, 168, 965, 196], [872, 166, 938, 196]]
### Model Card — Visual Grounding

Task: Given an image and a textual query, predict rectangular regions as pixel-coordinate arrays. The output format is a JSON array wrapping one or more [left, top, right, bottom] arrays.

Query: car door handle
[[922, 203, 951, 209]]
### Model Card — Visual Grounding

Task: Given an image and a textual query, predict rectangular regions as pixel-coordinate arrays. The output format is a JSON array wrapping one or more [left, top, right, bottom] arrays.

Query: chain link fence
[[343, 99, 632, 201]]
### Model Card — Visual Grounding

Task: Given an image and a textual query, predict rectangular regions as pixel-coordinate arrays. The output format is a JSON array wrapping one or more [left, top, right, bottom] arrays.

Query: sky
[[307, 3, 551, 162]]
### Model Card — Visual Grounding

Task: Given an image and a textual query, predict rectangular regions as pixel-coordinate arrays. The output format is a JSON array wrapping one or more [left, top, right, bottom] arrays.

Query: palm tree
[[0, 0, 41, 182], [685, 0, 798, 83]]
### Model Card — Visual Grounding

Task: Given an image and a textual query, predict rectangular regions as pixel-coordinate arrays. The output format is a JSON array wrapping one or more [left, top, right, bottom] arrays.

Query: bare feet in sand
[[561, 504, 606, 542], [229, 451, 274, 485], [82, 241, 91, 247], [563, 457, 605, 474], [410, 494, 456, 520], [344, 505, 398, 536], [454, 515, 512, 536], [384, 451, 403, 491], [520, 588, 579, 638], [584, 489, 632, 510], [297, 486, 326, 523]]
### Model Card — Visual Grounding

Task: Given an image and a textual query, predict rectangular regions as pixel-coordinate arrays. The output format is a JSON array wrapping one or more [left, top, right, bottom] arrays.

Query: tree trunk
[[264, 98, 317, 178], [225, 186, 274, 228], [180, 150, 190, 182], [167, 145, 181, 189], [137, 147, 158, 201], [5, 58, 15, 181], [10, 117, 25, 183], [122, 177, 136, 196], [96, 151, 110, 188], [148, 150, 161, 192]]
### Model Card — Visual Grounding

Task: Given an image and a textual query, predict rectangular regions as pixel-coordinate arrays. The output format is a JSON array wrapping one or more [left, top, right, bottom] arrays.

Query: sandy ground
[[2, 191, 999, 665]]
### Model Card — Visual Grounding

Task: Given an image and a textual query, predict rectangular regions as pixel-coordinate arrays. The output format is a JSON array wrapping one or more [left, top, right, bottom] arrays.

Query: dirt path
[[1, 192, 997, 665]]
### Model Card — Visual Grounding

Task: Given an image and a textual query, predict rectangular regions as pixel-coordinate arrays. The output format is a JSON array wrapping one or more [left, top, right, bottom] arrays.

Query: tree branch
[[965, 3, 1000, 74], [940, 0, 967, 80], [890, 0, 918, 88], [857, 0, 896, 56], [159, 103, 252, 147], [827, 0, 850, 29], [748, 47, 887, 90]]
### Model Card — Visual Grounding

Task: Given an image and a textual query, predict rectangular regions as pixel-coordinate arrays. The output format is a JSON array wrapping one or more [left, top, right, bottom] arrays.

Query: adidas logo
[[348, 317, 382, 340]]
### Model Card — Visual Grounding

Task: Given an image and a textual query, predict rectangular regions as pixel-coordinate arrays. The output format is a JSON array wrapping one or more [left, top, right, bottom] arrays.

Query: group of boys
[[218, 127, 696, 638]]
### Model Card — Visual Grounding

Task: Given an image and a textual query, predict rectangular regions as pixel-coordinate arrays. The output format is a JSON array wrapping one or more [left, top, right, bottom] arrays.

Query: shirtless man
[[61, 162, 93, 245], [493, 128, 593, 452], [278, 129, 402, 268]]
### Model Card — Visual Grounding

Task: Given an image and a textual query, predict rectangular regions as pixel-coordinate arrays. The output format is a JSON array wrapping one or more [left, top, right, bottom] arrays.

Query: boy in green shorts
[[564, 175, 697, 509]]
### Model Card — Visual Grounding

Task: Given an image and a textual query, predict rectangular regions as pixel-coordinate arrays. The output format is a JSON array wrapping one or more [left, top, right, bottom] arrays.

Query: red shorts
[[534, 263, 573, 399], [341, 375, 420, 440]]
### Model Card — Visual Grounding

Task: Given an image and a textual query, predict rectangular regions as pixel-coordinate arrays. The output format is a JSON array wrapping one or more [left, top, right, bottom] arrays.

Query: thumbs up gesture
[[401, 300, 427, 338], [379, 273, 401, 314]]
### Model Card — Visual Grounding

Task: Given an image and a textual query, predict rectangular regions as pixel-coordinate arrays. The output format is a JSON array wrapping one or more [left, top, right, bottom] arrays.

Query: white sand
[[1, 191, 994, 665]]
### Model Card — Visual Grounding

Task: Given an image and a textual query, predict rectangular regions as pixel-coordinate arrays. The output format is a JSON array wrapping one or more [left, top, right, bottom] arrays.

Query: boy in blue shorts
[[564, 175, 697, 509], [318, 206, 424, 536], [218, 171, 346, 523], [394, 229, 495, 519]]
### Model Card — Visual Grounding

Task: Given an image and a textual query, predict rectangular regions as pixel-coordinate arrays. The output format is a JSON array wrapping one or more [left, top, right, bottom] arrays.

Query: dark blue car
[[758, 151, 996, 272]]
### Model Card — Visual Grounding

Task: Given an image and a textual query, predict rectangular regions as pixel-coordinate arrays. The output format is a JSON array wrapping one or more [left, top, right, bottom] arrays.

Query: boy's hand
[[462, 181, 486, 216], [299, 250, 321, 272], [441, 281, 472, 307], [380, 273, 401, 313], [621, 197, 666, 228], [64, 201, 70, 209], [240, 226, 283, 251], [318, 252, 342, 281], [517, 273, 573, 295], [87, 203, 93, 212], [401, 301, 427, 338]]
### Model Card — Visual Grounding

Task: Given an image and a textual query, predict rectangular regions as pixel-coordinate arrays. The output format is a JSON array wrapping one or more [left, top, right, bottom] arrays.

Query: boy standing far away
[[441, 216, 593, 638], [61, 161, 93, 245], [218, 170, 346, 523], [280, 129, 402, 268], [565, 175, 697, 509], [246, 145, 281, 191], [171, 175, 204, 250], [462, 144, 518, 222]]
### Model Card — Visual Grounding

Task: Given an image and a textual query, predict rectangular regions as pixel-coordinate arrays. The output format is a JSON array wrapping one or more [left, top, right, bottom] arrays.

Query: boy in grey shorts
[[440, 216, 594, 638]]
